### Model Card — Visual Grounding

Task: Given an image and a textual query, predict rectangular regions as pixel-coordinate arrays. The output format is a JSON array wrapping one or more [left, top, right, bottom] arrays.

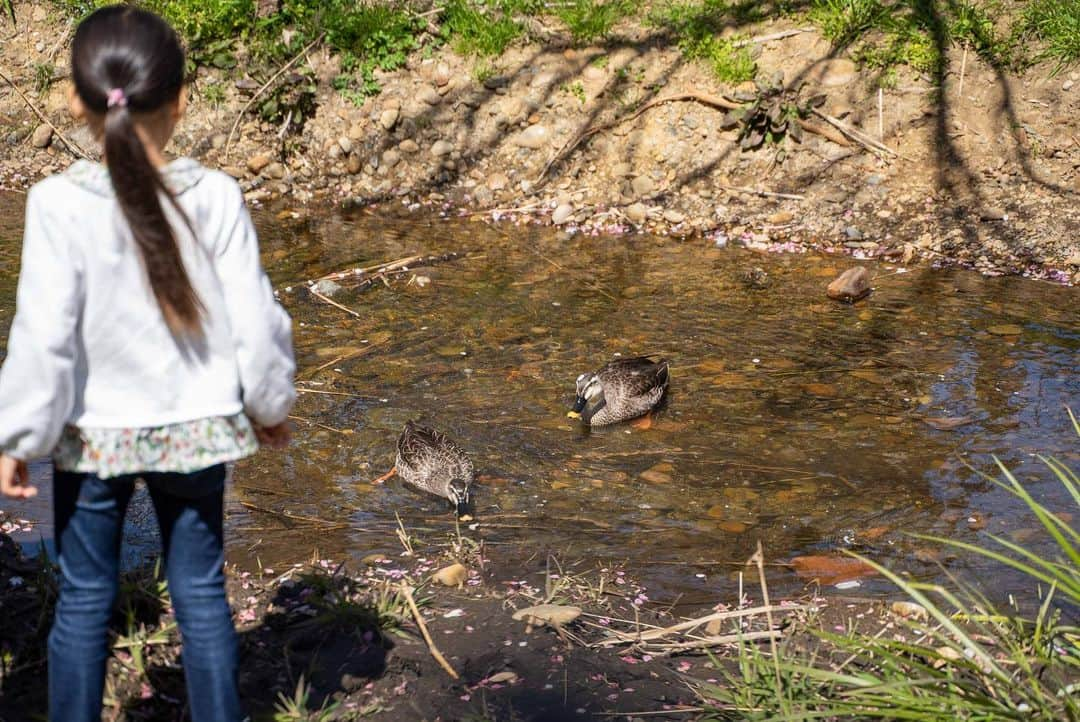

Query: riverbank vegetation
[[43, 1, 1080, 99]]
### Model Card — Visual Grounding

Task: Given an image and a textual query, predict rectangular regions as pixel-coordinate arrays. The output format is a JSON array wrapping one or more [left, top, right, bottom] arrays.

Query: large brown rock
[[826, 267, 872, 302]]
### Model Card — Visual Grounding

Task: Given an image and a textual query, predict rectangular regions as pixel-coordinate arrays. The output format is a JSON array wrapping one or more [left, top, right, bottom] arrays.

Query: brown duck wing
[[601, 357, 669, 398]]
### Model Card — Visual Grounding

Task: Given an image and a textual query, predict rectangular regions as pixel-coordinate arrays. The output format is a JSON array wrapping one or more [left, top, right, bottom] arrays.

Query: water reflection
[[0, 193, 1076, 603]]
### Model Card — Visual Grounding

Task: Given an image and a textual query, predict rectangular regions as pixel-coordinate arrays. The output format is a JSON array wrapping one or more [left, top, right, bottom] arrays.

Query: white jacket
[[0, 158, 296, 460]]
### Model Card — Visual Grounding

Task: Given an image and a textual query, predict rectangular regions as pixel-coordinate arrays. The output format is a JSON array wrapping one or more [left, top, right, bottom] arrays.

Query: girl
[[0, 6, 295, 721]]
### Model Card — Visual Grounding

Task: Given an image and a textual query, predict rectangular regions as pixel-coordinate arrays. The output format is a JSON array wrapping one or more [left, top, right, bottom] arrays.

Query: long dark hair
[[71, 5, 201, 334]]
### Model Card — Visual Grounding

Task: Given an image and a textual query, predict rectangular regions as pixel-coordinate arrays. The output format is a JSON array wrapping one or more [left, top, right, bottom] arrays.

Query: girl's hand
[[0, 455, 35, 499], [254, 421, 292, 450]]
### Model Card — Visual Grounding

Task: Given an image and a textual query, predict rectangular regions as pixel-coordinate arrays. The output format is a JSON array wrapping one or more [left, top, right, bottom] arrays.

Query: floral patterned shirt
[[53, 414, 258, 477]]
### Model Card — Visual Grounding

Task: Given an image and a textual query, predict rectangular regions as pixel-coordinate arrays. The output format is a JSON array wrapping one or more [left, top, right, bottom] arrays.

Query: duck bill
[[566, 396, 587, 419], [454, 497, 471, 517]]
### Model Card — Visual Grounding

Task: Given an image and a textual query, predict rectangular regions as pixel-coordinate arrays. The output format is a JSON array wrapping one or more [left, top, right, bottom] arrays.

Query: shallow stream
[[1, 194, 1077, 606]]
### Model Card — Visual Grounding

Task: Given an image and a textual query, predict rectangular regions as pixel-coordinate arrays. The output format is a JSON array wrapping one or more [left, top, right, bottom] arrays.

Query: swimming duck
[[375, 421, 473, 516], [567, 356, 670, 426]]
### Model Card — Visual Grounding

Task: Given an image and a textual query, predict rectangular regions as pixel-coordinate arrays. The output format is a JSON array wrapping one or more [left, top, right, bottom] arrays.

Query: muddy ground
[[0, 527, 910, 722], [0, 4, 1078, 282]]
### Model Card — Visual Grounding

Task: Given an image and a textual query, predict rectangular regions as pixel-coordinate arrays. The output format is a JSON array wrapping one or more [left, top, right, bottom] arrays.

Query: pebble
[[767, 210, 794, 224], [346, 153, 362, 175], [631, 175, 655, 197], [552, 203, 574, 225], [431, 140, 453, 157], [399, 139, 420, 153], [264, 162, 285, 179], [980, 207, 1007, 221], [826, 267, 872, 303], [337, 137, 353, 155], [487, 172, 510, 191], [379, 107, 399, 131], [311, 279, 343, 297], [246, 153, 272, 174], [381, 149, 401, 168], [419, 87, 442, 105], [514, 124, 549, 149], [844, 225, 864, 240], [663, 209, 685, 224], [435, 62, 451, 87], [31, 124, 53, 149], [625, 202, 647, 224], [1064, 79, 1074, 91], [812, 58, 858, 87]]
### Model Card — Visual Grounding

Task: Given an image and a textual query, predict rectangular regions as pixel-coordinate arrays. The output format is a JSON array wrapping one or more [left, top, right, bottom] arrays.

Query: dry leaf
[[512, 604, 581, 626], [790, 555, 878, 585], [433, 563, 467, 587], [922, 416, 975, 430], [891, 601, 928, 620]]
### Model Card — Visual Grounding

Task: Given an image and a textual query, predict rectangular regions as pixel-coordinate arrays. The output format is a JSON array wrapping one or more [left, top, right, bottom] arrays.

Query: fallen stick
[[642, 628, 782, 652], [718, 185, 804, 201], [733, 27, 814, 48], [401, 584, 460, 680], [811, 108, 903, 159], [595, 603, 803, 646], [295, 387, 372, 399], [224, 32, 324, 159], [309, 288, 362, 319], [238, 501, 347, 529], [0, 65, 92, 160]]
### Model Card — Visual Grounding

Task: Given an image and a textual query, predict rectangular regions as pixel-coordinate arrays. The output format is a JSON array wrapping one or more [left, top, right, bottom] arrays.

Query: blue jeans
[[49, 465, 242, 722]]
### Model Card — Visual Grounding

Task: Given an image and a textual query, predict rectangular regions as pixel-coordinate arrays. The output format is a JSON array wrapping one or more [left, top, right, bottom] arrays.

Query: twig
[[958, 45, 968, 99], [401, 584, 460, 680], [224, 32, 324, 159], [718, 185, 804, 201], [643, 628, 782, 652], [811, 108, 904, 160], [0, 65, 92, 160], [750, 541, 784, 695], [595, 603, 802, 646], [286, 414, 351, 434], [237, 501, 347, 529], [733, 27, 813, 47], [295, 387, 373, 399], [593, 708, 705, 717], [309, 288, 362, 319], [877, 87, 884, 142]]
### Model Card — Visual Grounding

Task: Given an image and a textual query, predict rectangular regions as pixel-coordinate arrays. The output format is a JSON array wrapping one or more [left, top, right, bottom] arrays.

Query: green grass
[[697, 411, 1080, 721], [1022, 0, 1080, 70], [648, 1, 758, 83], [556, 0, 632, 43], [440, 0, 524, 57]]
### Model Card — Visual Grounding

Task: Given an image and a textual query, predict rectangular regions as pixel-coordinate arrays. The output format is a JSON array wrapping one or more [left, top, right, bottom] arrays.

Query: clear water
[[1, 194, 1077, 606]]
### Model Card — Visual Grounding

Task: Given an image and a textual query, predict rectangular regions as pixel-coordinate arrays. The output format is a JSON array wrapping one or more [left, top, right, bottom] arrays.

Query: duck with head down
[[568, 356, 670, 426], [384, 421, 474, 516]]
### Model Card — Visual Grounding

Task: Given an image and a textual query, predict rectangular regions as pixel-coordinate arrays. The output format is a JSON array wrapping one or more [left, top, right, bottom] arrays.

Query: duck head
[[448, 478, 471, 517], [567, 373, 605, 420]]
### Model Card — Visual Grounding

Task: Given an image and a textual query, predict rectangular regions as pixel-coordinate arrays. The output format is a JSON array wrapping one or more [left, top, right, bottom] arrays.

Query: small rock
[[1063, 79, 1074, 91], [612, 162, 633, 177], [625, 202, 647, 224], [743, 267, 769, 289], [512, 604, 581, 627], [514, 124, 549, 149], [346, 153, 363, 175], [487, 172, 509, 191], [663, 209, 685, 224], [434, 61, 452, 86], [987, 324, 1022, 336], [419, 87, 442, 105], [399, 139, 420, 153], [222, 165, 246, 179], [552, 203, 574, 225], [980, 207, 1007, 221], [337, 137, 353, 155], [433, 563, 468, 587], [631, 175, 655, 197], [891, 601, 928, 621], [813, 58, 858, 87], [31, 124, 53, 149], [361, 553, 389, 566], [381, 149, 401, 168], [844, 225, 864, 240], [379, 107, 399, 130], [210, 133, 227, 150], [826, 267, 872, 303], [767, 210, 794, 224], [640, 469, 672, 484], [430, 140, 453, 157], [311, 279, 344, 297], [246, 153, 272, 174], [264, 162, 285, 180]]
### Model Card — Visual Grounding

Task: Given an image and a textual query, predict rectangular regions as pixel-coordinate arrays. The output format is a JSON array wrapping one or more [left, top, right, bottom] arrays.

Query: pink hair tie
[[106, 88, 127, 109]]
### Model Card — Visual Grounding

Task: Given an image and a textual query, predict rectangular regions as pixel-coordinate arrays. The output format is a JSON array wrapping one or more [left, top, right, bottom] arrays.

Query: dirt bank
[[0, 4, 1077, 283]]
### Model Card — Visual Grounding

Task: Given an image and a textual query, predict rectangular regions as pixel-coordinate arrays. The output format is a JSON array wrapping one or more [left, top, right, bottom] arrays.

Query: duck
[[567, 356, 670, 427], [374, 421, 474, 516]]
